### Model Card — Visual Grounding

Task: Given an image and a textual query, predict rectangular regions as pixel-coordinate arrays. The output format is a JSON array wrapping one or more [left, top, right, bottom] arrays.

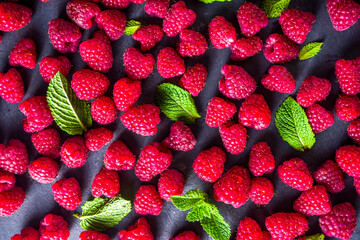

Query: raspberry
[[0, 2, 32, 31], [179, 64, 207, 96], [348, 118, 360, 144], [31, 128, 61, 159], [66, 0, 100, 29], [48, 18, 82, 54], [162, 121, 196, 152], [250, 177, 274, 205], [96, 10, 126, 41], [0, 68, 24, 103], [113, 77, 141, 111], [145, 0, 169, 18], [91, 167, 119, 198], [335, 145, 360, 177], [306, 103, 335, 133], [205, 97, 237, 127], [28, 157, 59, 184], [0, 169, 15, 193], [133, 25, 164, 51], [297, 76, 332, 107], [219, 121, 247, 155], [231, 36, 263, 61], [261, 65, 296, 94], [134, 185, 163, 215], [135, 142, 173, 182], [100, 0, 130, 9], [313, 160, 345, 193], [237, 2, 268, 37], [208, 16, 236, 49], [319, 202, 356, 239], [71, 69, 110, 100], [52, 177, 82, 210], [163, 1, 196, 37], [39, 56, 71, 83], [279, 9, 316, 44], [178, 29, 207, 57], [262, 231, 271, 240], [170, 231, 200, 240], [248, 142, 275, 176], [327, 0, 360, 31], [39, 214, 70, 240], [91, 96, 118, 125], [10, 227, 40, 240], [124, 47, 155, 80], [263, 33, 299, 64], [118, 217, 154, 240], [193, 146, 226, 183], [219, 64, 256, 99], [278, 158, 313, 191], [104, 140, 135, 170], [84, 127, 113, 151], [335, 58, 360, 95], [354, 177, 360, 195], [79, 230, 110, 240], [120, 104, 161, 136], [9, 38, 37, 69], [0, 139, 29, 175], [60, 136, 89, 168], [0, 186, 25, 216], [158, 169, 185, 201], [157, 47, 185, 78], [236, 217, 264, 240], [239, 94, 271, 130], [335, 94, 360, 121], [213, 165, 250, 208]]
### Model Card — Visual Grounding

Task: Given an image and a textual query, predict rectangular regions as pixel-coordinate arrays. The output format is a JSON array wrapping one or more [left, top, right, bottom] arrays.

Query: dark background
[[0, 0, 359, 239]]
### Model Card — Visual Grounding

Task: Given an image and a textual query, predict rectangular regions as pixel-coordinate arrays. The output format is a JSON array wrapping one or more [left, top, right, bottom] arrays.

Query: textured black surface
[[0, 0, 360, 239]]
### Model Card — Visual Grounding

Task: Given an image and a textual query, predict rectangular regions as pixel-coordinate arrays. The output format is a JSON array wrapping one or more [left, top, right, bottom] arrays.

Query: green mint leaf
[[198, 0, 231, 4], [275, 97, 315, 151], [186, 203, 213, 222], [305, 233, 325, 240], [261, 0, 291, 18], [200, 209, 231, 240], [46, 72, 92, 135], [74, 195, 131, 232], [299, 42, 323, 60], [124, 20, 141, 35], [156, 83, 201, 124], [170, 189, 208, 211]]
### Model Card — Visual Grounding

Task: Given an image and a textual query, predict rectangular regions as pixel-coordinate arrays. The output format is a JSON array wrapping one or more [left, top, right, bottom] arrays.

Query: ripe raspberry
[[261, 65, 296, 94], [158, 169, 185, 201], [249, 142, 275, 176], [124, 47, 155, 80], [236, 217, 264, 240], [66, 0, 100, 29], [262, 231, 271, 240], [263, 33, 299, 64], [91, 167, 119, 198], [193, 146, 226, 183], [133, 25, 164, 52], [305, 104, 334, 133], [10, 227, 40, 240], [145, 0, 169, 18], [348, 118, 360, 144], [0, 169, 15, 193], [0, 186, 25, 216], [100, 0, 130, 9], [28, 157, 59, 184], [157, 47, 185, 78], [237, 2, 268, 37], [118, 217, 154, 240], [313, 160, 345, 193], [170, 231, 200, 240], [335, 58, 360, 95], [177, 29, 207, 57], [0, 68, 24, 103], [79, 230, 110, 240], [231, 36, 263, 61], [162, 121, 196, 152], [91, 96, 118, 125], [336, 145, 360, 177], [250, 177, 274, 205], [31, 128, 61, 159], [48, 18, 82, 54], [278, 158, 313, 191], [208, 16, 236, 49], [213, 165, 250, 208], [206, 97, 236, 127], [319, 202, 356, 239], [163, 1, 196, 37], [297, 76, 332, 107], [39, 214, 70, 240], [39, 56, 71, 83], [104, 140, 135, 170], [0, 2, 32, 31], [354, 177, 360, 195], [293, 185, 331, 216], [239, 94, 271, 130], [60, 136, 89, 168], [179, 64, 207, 96], [219, 121, 247, 155], [113, 78, 141, 111], [121, 104, 161, 136], [327, 0, 360, 31], [96, 10, 126, 41], [335, 94, 360, 121], [279, 9, 316, 44], [52, 177, 82, 210], [71, 69, 110, 100], [84, 127, 113, 151], [0, 139, 29, 175], [134, 185, 163, 215], [9, 38, 37, 69], [219, 64, 256, 99]]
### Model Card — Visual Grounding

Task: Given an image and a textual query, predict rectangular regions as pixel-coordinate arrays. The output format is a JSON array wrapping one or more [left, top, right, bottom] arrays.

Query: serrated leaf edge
[[299, 42, 323, 60]]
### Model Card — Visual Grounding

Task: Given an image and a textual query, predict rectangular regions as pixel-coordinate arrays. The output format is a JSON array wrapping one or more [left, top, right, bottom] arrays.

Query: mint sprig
[[124, 20, 141, 36], [198, 0, 231, 3], [261, 0, 291, 18], [299, 42, 323, 60], [305, 233, 325, 240]]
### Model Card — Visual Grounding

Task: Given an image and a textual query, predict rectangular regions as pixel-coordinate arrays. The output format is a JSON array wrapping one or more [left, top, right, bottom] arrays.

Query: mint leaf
[[305, 234, 325, 240], [46, 72, 92, 135], [275, 97, 315, 151], [261, 0, 291, 18], [156, 83, 201, 124], [198, 0, 231, 3], [186, 203, 213, 222], [74, 195, 131, 232], [200, 209, 231, 240], [124, 20, 141, 35], [299, 42, 323, 60], [170, 189, 208, 210]]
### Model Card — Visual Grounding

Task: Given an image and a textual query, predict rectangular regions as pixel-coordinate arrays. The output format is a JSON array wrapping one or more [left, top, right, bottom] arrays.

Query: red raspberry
[[265, 212, 308, 240], [193, 146, 226, 183], [262, 231, 271, 240], [293, 185, 331, 216], [52, 177, 82, 210], [239, 94, 271, 130], [163, 1, 196, 37], [0, 68, 24, 103], [335, 93, 360, 121], [113, 77, 141, 111], [231, 36, 263, 61], [279, 9, 316, 44], [348, 118, 360, 144], [237, 2, 268, 37], [354, 177, 360, 195], [124, 47, 155, 80], [327, 0, 360, 31], [319, 202, 356, 239], [208, 16, 236, 49], [39, 56, 71, 83], [9, 38, 37, 69], [179, 63, 207, 96], [0, 139, 29, 175], [0, 2, 32, 31], [261, 65, 296, 94], [31, 128, 61, 159], [118, 217, 154, 240], [158, 169, 185, 201], [91, 96, 118, 125], [278, 158, 313, 191], [0, 186, 25, 216], [263, 33, 299, 64], [335, 58, 360, 95], [134, 185, 163, 215], [71, 69, 110, 100], [157, 47, 185, 78], [0, 169, 15, 193], [205, 97, 237, 127], [162, 121, 196, 152], [96, 10, 126, 41], [170, 231, 200, 240], [100, 0, 130, 9], [60, 136, 89, 168], [250, 177, 274, 205], [91, 167, 119, 198], [28, 157, 59, 184], [336, 145, 360, 177], [10, 227, 40, 240], [313, 160, 345, 193], [305, 104, 334, 133], [121, 104, 161, 136], [213, 165, 250, 208], [130, 0, 145, 3], [236, 217, 264, 240], [39, 214, 70, 240], [48, 18, 82, 54], [219, 121, 247, 155], [145, 0, 169, 18], [79, 230, 110, 240], [249, 142, 275, 176], [84, 127, 113, 151], [66, 0, 100, 29], [297, 76, 332, 107], [104, 140, 135, 171], [133, 25, 164, 52], [135, 142, 173, 182], [177, 29, 207, 57]]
